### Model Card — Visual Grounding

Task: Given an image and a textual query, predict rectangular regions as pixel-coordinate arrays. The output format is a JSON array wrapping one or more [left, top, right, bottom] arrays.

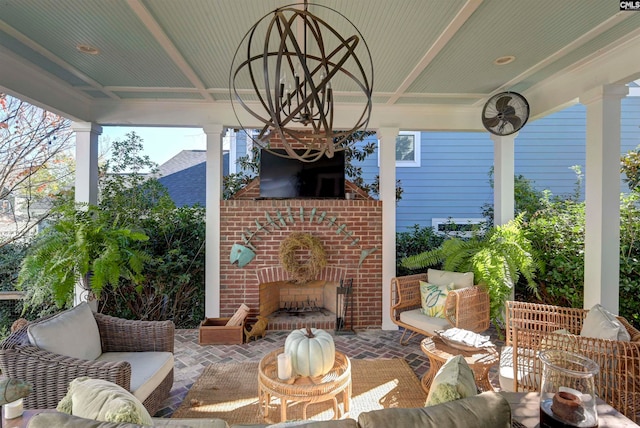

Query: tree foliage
[[621, 145, 640, 192], [0, 94, 73, 247], [223, 130, 404, 200], [96, 132, 206, 326]]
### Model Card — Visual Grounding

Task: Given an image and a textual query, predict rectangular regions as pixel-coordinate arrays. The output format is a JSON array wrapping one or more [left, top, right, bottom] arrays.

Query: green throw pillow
[[426, 355, 477, 406], [419, 281, 452, 318], [57, 377, 153, 426]]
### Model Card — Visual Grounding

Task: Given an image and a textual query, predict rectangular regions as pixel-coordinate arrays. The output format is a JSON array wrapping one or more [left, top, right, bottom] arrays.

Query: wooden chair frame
[[504, 300, 640, 423], [390, 272, 490, 345]]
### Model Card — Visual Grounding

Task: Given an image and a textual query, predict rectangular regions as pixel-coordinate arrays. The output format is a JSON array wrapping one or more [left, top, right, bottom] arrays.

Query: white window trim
[[431, 217, 484, 237], [396, 131, 421, 167], [377, 131, 421, 167]]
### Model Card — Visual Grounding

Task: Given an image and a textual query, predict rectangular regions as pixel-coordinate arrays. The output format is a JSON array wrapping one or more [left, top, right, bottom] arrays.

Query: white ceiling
[[1, 0, 640, 131]]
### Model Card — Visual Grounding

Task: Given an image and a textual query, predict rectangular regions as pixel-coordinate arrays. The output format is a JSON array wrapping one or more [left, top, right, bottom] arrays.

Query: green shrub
[[525, 200, 585, 308], [620, 193, 640, 327], [0, 243, 27, 334], [100, 206, 206, 328], [396, 225, 445, 276]]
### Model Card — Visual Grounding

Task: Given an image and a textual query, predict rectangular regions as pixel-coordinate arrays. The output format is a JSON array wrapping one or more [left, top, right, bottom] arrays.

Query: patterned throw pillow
[[419, 281, 452, 318]]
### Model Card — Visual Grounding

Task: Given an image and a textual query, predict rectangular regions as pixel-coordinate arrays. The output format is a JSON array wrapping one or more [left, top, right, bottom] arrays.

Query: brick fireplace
[[219, 180, 383, 330]]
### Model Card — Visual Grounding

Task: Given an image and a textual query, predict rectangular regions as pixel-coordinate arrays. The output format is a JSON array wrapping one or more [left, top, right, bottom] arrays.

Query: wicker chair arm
[[0, 346, 131, 409], [444, 286, 491, 333], [95, 313, 175, 353], [390, 273, 428, 317]]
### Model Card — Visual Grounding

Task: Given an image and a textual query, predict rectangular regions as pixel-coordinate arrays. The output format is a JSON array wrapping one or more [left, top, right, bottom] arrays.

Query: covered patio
[[1, 0, 639, 324]]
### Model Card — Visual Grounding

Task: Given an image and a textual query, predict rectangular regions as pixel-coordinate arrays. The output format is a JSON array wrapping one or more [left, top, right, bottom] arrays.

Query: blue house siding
[[352, 97, 640, 232], [157, 94, 640, 214]]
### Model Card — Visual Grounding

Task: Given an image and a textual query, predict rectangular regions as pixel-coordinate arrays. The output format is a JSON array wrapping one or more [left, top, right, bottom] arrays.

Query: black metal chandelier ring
[[230, 2, 373, 162]]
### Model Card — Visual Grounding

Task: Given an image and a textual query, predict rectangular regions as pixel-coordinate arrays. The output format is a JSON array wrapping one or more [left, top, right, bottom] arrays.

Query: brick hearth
[[220, 181, 383, 330]]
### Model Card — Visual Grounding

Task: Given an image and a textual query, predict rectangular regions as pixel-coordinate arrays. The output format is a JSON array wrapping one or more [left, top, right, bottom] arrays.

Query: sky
[[101, 126, 208, 167]]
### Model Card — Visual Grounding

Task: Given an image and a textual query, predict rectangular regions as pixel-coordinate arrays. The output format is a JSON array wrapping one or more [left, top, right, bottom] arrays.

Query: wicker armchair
[[390, 272, 491, 345], [503, 300, 640, 422], [0, 311, 175, 415]]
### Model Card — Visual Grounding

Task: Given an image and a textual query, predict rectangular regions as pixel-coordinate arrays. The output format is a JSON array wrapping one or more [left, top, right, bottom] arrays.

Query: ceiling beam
[[526, 30, 640, 120], [0, 45, 92, 121], [480, 11, 638, 105], [126, 0, 213, 102], [0, 20, 118, 99], [386, 0, 483, 105]]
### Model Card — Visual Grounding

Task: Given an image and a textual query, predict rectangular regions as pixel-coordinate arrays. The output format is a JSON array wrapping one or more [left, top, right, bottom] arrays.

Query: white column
[[580, 84, 628, 313], [228, 129, 237, 175], [491, 133, 516, 226], [203, 124, 225, 318], [72, 122, 101, 205], [378, 127, 399, 330]]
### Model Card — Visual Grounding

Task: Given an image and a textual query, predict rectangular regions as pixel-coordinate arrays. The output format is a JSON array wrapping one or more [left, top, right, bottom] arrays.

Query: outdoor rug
[[172, 358, 427, 425]]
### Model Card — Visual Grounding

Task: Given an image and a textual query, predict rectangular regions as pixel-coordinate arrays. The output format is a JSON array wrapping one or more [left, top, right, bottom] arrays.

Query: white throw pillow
[[427, 269, 474, 290], [580, 304, 631, 342], [426, 355, 477, 406], [57, 377, 153, 425], [27, 302, 102, 360]]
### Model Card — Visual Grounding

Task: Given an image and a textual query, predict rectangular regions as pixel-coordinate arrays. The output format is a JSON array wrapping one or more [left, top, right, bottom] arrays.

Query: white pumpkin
[[284, 327, 336, 377]]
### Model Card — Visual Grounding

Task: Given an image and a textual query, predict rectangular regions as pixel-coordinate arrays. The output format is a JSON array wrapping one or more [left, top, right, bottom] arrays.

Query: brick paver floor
[[156, 327, 502, 417]]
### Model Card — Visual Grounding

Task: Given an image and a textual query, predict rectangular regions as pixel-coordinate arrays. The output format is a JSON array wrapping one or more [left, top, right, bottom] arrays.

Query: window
[[378, 131, 421, 167], [431, 218, 484, 237], [396, 131, 420, 167]]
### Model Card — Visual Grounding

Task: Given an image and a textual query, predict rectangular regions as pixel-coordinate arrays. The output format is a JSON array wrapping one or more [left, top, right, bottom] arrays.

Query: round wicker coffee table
[[258, 348, 352, 423], [420, 336, 499, 393]]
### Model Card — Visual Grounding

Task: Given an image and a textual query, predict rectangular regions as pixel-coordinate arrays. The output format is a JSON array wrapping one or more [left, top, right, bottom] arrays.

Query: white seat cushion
[[400, 309, 451, 335], [498, 346, 539, 392], [96, 351, 174, 402], [27, 302, 102, 361]]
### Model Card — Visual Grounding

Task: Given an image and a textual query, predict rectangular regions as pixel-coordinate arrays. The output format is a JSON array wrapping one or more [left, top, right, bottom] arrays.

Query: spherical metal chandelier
[[230, 1, 373, 162]]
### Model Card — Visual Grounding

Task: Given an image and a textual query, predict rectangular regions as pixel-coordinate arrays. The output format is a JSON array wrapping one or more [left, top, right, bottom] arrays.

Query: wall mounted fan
[[482, 92, 530, 136]]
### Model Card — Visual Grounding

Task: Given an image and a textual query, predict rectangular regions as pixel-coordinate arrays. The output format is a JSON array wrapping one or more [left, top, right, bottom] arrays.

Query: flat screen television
[[259, 149, 345, 199]]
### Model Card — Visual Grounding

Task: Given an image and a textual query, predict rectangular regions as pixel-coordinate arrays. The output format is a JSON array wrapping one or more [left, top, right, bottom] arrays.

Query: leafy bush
[[620, 193, 640, 327], [96, 133, 206, 327], [482, 168, 550, 226], [100, 206, 206, 328], [524, 194, 640, 329], [396, 225, 445, 276], [0, 244, 27, 335], [0, 243, 26, 290], [525, 200, 585, 308]]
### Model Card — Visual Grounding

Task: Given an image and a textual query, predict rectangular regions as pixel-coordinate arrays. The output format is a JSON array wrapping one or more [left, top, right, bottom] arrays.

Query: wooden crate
[[199, 317, 244, 345]]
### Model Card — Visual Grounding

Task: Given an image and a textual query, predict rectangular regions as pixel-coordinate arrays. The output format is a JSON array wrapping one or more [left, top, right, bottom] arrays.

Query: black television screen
[[259, 149, 345, 198]]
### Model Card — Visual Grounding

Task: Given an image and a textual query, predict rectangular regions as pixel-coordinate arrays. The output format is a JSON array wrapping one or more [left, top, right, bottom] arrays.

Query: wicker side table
[[420, 337, 499, 394], [258, 348, 352, 423]]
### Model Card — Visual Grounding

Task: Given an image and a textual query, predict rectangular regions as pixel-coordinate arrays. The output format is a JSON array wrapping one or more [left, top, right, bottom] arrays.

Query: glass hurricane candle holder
[[539, 349, 599, 428]]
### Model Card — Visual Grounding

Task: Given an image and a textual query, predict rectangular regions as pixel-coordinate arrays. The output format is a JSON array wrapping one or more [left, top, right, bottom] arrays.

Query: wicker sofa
[[502, 300, 640, 423], [390, 269, 490, 345], [0, 303, 175, 416]]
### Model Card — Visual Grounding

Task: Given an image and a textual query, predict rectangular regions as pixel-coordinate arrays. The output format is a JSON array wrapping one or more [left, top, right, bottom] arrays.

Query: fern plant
[[402, 216, 541, 327], [17, 203, 150, 308]]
